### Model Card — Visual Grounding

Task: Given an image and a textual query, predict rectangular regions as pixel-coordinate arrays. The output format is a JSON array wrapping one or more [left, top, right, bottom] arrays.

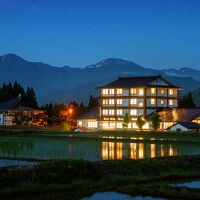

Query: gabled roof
[[146, 108, 200, 122], [0, 97, 20, 111], [169, 122, 200, 129], [96, 75, 179, 89], [79, 108, 99, 119]]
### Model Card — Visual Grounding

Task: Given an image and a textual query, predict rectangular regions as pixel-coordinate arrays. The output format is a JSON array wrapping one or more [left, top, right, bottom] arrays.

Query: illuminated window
[[128, 123, 131, 128], [109, 89, 114, 94], [132, 123, 138, 129], [117, 88, 123, 94], [169, 99, 173, 106], [151, 88, 155, 94], [88, 121, 97, 128], [102, 99, 108, 105], [131, 88, 137, 94], [161, 89, 164, 94], [139, 102, 143, 107], [117, 99, 123, 105], [139, 89, 144, 96], [78, 121, 82, 127], [151, 99, 155, 105], [110, 118, 115, 120], [117, 109, 122, 115], [117, 122, 122, 128], [143, 123, 149, 129], [102, 122, 109, 127], [130, 99, 137, 105], [109, 99, 114, 105], [110, 122, 115, 128], [103, 109, 108, 115], [102, 89, 108, 95], [109, 109, 114, 115], [130, 109, 137, 116], [169, 89, 173, 95], [161, 100, 164, 105]]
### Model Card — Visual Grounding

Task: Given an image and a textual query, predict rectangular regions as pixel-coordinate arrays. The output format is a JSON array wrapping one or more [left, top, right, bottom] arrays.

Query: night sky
[[0, 0, 200, 69]]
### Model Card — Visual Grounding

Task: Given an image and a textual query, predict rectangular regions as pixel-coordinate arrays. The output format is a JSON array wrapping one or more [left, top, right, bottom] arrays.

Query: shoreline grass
[[1, 155, 200, 199]]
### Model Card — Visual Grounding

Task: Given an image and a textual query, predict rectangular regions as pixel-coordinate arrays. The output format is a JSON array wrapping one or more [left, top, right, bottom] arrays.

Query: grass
[[1, 155, 200, 199], [2, 126, 200, 143]]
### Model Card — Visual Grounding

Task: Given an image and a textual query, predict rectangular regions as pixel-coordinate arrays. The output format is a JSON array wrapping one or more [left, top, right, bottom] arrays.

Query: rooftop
[[96, 75, 180, 89], [146, 108, 200, 122], [169, 122, 200, 129], [79, 108, 99, 119]]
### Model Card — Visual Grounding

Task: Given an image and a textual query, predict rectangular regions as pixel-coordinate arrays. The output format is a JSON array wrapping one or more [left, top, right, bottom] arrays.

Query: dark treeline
[[41, 95, 98, 125], [179, 92, 196, 108], [0, 81, 38, 108]]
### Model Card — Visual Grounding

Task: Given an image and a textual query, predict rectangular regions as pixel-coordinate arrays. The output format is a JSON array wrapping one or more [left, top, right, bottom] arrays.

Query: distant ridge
[[0, 53, 200, 106]]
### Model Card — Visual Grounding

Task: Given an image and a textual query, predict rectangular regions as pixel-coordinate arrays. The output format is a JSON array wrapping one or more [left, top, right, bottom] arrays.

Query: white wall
[[0, 114, 4, 125], [169, 124, 188, 131]]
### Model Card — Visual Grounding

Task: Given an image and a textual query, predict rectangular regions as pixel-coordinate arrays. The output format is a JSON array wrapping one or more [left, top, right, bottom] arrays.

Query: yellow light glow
[[151, 88, 155, 94]]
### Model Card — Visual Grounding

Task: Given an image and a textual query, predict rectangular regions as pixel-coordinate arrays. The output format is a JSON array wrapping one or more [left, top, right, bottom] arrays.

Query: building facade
[[77, 75, 183, 131], [96, 76, 182, 130]]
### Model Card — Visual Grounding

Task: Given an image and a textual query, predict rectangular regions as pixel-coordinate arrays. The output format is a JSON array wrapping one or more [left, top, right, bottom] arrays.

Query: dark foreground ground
[[1, 155, 200, 200]]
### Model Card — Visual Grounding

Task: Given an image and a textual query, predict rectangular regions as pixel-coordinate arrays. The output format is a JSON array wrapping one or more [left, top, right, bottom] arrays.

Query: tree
[[136, 115, 146, 131], [123, 111, 131, 129], [150, 112, 161, 131], [60, 122, 70, 132], [180, 92, 195, 108], [88, 94, 98, 109]]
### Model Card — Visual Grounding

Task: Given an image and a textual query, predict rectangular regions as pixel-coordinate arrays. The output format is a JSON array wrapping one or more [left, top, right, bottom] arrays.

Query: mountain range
[[1, 53, 200, 106]]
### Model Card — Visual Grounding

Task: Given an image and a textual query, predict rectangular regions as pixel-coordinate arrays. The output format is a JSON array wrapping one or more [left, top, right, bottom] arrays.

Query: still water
[[0, 136, 200, 161], [81, 192, 164, 200]]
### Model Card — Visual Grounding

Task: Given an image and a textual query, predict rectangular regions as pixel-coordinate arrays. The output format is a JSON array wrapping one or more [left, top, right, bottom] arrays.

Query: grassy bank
[[1, 126, 200, 143], [1, 155, 200, 199]]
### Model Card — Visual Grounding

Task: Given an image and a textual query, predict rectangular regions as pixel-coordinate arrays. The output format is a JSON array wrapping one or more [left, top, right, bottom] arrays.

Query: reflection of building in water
[[130, 143, 137, 159], [138, 143, 144, 159], [151, 144, 156, 158], [116, 142, 123, 159], [161, 145, 164, 157], [101, 141, 178, 160]]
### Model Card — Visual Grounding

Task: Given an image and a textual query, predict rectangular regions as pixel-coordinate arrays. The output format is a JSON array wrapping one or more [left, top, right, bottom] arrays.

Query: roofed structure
[[168, 122, 200, 129], [96, 75, 181, 89], [146, 108, 200, 122], [0, 97, 20, 111], [79, 108, 99, 119]]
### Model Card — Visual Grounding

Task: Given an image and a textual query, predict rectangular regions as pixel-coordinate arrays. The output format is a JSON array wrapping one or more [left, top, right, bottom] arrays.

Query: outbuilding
[[168, 122, 200, 132]]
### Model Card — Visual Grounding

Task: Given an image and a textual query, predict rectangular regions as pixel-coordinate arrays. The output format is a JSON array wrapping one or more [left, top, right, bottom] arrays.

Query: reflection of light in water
[[161, 145, 164, 157], [139, 143, 144, 159], [101, 142, 108, 160], [101, 141, 178, 161], [130, 143, 137, 159], [68, 144, 72, 157], [109, 142, 115, 160], [169, 145, 173, 156], [151, 144, 156, 158], [101, 142, 115, 160], [116, 142, 123, 160]]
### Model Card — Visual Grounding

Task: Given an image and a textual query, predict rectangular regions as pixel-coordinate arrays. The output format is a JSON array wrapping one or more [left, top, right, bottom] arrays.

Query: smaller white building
[[168, 122, 200, 132]]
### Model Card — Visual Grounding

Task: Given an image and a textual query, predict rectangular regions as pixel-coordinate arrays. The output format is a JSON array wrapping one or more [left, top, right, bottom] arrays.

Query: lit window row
[[88, 121, 97, 128], [102, 89, 114, 95], [130, 88, 144, 95], [102, 109, 114, 116], [102, 88, 175, 96]]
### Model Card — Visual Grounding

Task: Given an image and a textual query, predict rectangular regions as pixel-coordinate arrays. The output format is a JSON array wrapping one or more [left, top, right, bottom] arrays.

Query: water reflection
[[0, 140, 34, 156], [101, 141, 178, 160], [0, 136, 199, 162]]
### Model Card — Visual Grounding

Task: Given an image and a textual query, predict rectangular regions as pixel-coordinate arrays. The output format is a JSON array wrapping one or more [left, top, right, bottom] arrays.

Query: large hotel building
[[76, 75, 200, 131]]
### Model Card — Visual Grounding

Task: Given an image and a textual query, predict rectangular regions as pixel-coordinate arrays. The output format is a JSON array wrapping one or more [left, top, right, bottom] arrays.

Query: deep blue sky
[[0, 0, 200, 69]]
